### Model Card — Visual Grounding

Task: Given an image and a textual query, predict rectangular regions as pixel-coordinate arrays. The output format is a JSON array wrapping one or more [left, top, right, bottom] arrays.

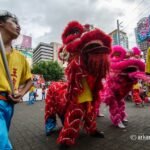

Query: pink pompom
[[132, 47, 141, 56]]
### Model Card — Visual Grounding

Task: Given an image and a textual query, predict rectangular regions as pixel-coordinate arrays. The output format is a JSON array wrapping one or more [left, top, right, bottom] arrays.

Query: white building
[[33, 42, 62, 65], [50, 42, 62, 61]]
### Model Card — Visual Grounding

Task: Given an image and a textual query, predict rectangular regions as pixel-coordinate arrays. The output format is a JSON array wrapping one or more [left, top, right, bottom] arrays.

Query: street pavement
[[10, 101, 150, 150]]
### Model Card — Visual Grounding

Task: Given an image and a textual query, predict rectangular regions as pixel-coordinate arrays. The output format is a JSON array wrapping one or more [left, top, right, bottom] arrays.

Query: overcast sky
[[1, 0, 150, 49]]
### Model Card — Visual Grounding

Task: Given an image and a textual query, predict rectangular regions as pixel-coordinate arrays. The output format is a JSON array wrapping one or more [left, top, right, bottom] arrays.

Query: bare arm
[[9, 79, 33, 103]]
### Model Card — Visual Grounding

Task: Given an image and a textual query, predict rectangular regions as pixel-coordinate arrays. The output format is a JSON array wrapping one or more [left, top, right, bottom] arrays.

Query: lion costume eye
[[59, 50, 70, 61], [58, 47, 70, 62], [111, 52, 121, 58], [65, 28, 80, 37], [110, 45, 127, 62], [62, 21, 84, 44]]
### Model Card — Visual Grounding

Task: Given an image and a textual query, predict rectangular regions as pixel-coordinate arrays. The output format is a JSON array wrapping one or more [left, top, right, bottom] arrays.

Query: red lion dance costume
[[45, 21, 112, 146], [100, 45, 145, 128]]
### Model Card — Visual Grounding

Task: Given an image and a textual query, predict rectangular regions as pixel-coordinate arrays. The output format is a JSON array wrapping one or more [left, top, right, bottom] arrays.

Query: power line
[[114, 1, 149, 48], [122, 3, 150, 31], [130, 0, 145, 12], [136, 5, 150, 18], [121, 0, 145, 27]]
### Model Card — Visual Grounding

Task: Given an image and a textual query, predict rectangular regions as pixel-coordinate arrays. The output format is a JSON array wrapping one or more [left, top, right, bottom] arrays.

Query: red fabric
[[57, 102, 97, 145], [45, 82, 68, 122], [132, 89, 143, 104], [45, 21, 112, 146]]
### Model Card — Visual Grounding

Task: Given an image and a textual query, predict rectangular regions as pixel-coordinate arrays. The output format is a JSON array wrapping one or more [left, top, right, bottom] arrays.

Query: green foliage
[[31, 61, 64, 81]]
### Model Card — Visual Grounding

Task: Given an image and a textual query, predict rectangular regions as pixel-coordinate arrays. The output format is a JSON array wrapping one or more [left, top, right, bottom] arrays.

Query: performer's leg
[[45, 82, 68, 135], [84, 103, 104, 138], [118, 99, 128, 123], [95, 97, 100, 116], [28, 92, 32, 105], [45, 89, 57, 135], [95, 100, 104, 117], [45, 117, 56, 136], [31, 92, 35, 104], [109, 99, 125, 128], [0, 100, 14, 150], [60, 115, 65, 125], [57, 103, 84, 146], [132, 90, 142, 105]]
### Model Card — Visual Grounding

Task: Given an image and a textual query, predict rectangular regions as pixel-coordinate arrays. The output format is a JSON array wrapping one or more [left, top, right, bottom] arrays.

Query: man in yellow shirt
[[0, 10, 32, 149], [132, 82, 143, 105]]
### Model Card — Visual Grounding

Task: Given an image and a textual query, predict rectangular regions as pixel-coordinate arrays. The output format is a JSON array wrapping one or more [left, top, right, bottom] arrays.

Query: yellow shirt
[[133, 83, 141, 90], [29, 86, 35, 93], [78, 78, 92, 103], [147, 92, 150, 97], [146, 47, 150, 74], [0, 49, 32, 93]]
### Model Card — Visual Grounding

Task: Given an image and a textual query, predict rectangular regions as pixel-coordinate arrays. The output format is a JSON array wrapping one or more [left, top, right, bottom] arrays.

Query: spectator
[[42, 86, 46, 100], [28, 86, 35, 105]]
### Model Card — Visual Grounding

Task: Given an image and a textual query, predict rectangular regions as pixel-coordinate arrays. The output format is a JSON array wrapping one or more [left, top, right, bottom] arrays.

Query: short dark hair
[[0, 10, 18, 22]]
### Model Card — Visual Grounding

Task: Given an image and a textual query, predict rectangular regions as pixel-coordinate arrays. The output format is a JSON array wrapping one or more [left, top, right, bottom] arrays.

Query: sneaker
[[123, 118, 128, 122], [118, 121, 126, 129], [46, 126, 60, 136], [97, 113, 104, 117], [122, 119, 128, 126]]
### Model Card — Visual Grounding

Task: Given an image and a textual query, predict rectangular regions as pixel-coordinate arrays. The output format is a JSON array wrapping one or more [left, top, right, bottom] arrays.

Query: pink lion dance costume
[[45, 21, 112, 146], [100, 45, 145, 128]]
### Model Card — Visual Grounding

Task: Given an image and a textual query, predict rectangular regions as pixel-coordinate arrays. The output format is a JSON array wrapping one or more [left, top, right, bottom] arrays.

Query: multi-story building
[[50, 42, 66, 67], [50, 42, 61, 61], [33, 42, 53, 65], [109, 29, 129, 49], [33, 42, 62, 66], [135, 15, 150, 59]]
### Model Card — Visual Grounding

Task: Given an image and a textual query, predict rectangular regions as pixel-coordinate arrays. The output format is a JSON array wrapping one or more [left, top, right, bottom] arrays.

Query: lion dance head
[[58, 21, 112, 100]]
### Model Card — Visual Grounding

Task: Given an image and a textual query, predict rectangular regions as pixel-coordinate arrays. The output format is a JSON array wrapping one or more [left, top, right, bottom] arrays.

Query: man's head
[[0, 10, 20, 39]]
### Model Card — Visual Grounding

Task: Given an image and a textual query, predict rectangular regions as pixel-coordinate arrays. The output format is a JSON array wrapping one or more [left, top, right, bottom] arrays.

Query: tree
[[32, 61, 64, 81]]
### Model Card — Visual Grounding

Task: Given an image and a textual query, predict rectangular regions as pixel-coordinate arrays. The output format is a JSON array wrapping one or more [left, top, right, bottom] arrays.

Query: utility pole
[[117, 20, 121, 45]]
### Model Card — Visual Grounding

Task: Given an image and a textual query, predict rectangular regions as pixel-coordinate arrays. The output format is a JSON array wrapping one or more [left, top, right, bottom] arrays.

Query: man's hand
[[8, 92, 24, 103]]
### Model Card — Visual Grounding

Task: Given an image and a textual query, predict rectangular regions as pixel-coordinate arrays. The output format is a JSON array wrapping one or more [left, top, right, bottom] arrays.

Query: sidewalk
[[10, 101, 150, 150]]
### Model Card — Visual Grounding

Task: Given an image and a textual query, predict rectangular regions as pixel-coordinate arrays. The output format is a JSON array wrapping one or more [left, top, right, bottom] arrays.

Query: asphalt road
[[10, 101, 150, 150]]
